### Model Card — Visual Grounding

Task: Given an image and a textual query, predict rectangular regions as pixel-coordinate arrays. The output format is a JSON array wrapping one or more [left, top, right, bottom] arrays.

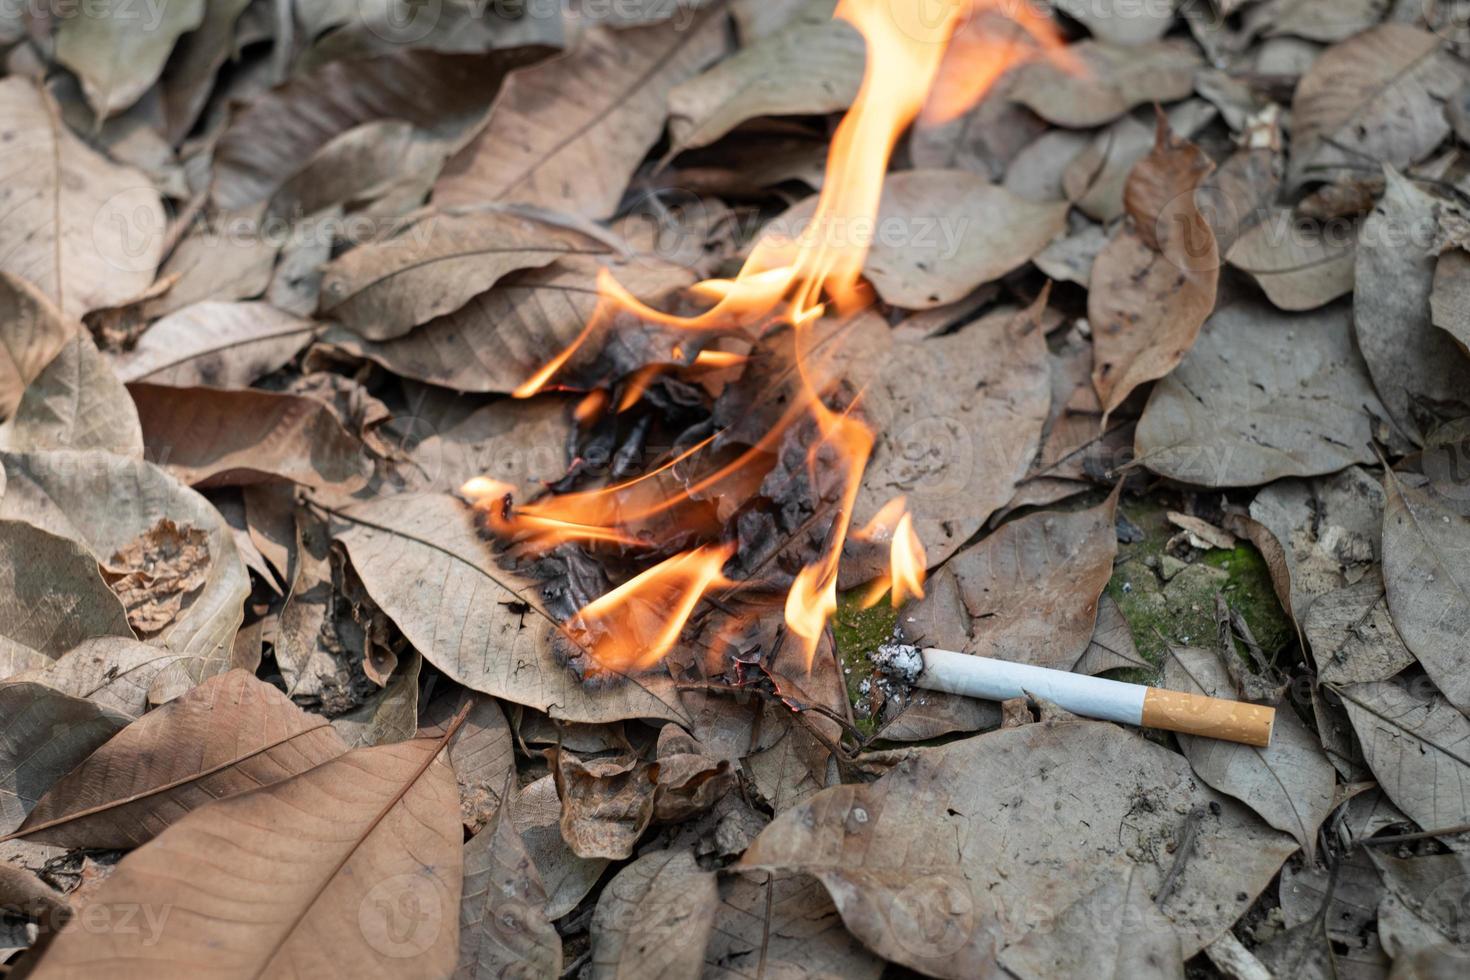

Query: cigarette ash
[[871, 642, 924, 685]]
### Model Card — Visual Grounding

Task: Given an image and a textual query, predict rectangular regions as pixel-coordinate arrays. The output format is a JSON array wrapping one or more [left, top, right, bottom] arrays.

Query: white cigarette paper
[[882, 646, 1274, 747]]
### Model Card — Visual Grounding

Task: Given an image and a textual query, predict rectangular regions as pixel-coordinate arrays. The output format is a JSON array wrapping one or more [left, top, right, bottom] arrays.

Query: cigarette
[[874, 645, 1274, 747]]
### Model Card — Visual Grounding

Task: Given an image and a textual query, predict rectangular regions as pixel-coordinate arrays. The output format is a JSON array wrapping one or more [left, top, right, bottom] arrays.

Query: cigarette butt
[[879, 646, 1274, 747], [1141, 688, 1275, 748]]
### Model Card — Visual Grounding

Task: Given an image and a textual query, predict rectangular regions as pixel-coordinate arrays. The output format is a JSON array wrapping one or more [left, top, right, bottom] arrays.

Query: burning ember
[[463, 0, 1069, 675]]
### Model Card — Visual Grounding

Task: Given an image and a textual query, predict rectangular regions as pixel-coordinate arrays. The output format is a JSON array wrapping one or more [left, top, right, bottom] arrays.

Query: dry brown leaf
[[11, 638, 189, 718], [1226, 208, 1356, 311], [0, 78, 164, 318], [1009, 39, 1201, 128], [1431, 249, 1470, 354], [705, 871, 885, 979], [0, 273, 77, 420], [0, 332, 143, 457], [420, 695, 514, 834], [28, 734, 463, 978], [128, 383, 370, 490], [333, 492, 692, 725], [551, 749, 659, 861], [0, 520, 134, 669], [1302, 572, 1415, 686], [331, 651, 423, 749], [101, 518, 211, 636], [54, 0, 203, 118], [457, 786, 561, 979], [0, 861, 69, 924], [513, 774, 611, 920], [590, 849, 718, 979], [1288, 25, 1464, 190], [212, 51, 513, 210], [328, 256, 695, 393], [1090, 116, 1219, 416], [141, 208, 280, 320], [319, 209, 609, 341], [9, 669, 346, 849], [0, 682, 129, 834], [740, 720, 1296, 978], [1355, 169, 1470, 443], [435, 14, 728, 219]]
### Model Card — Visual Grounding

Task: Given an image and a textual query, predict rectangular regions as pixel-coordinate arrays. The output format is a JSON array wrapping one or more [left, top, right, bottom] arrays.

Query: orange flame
[[473, 0, 1067, 675], [853, 497, 929, 608]]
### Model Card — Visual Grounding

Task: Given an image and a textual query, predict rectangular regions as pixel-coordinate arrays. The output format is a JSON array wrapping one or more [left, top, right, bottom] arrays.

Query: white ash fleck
[[871, 642, 924, 685]]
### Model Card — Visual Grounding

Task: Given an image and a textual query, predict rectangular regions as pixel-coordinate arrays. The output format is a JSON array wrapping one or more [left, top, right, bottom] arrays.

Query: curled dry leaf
[[1008, 39, 1201, 128], [27, 735, 464, 979], [101, 518, 211, 636], [740, 720, 1296, 979], [513, 773, 611, 920], [1089, 116, 1219, 416], [0, 273, 77, 420], [435, 13, 729, 219], [0, 519, 134, 670], [128, 384, 370, 490], [1288, 25, 1464, 190], [319, 209, 609, 341], [332, 493, 691, 725], [551, 751, 658, 861], [1164, 648, 1335, 861], [590, 849, 719, 980], [0, 682, 129, 834], [0, 78, 165, 319], [1381, 470, 1470, 714], [1355, 169, 1470, 443], [457, 787, 561, 979], [0, 332, 143, 457], [1338, 680, 1470, 835], [1135, 299, 1385, 486], [9, 669, 347, 849], [111, 302, 317, 389]]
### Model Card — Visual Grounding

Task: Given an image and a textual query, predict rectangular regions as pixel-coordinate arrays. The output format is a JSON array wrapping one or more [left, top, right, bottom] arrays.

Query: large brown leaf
[[332, 493, 692, 725], [128, 384, 370, 490], [8, 669, 347, 849], [1382, 471, 1470, 713], [589, 849, 719, 979], [0, 332, 142, 457], [212, 51, 514, 210], [0, 274, 77, 420], [740, 720, 1296, 979], [1134, 298, 1385, 486], [1354, 169, 1470, 443], [0, 682, 129, 834], [0, 78, 164, 318], [319, 210, 609, 340], [110, 301, 318, 389], [27, 734, 464, 978], [1288, 25, 1464, 190], [1089, 117, 1219, 416], [435, 13, 728, 219], [327, 256, 694, 393]]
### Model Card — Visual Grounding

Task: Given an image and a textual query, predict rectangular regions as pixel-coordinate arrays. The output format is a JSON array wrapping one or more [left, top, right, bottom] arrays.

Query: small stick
[[874, 645, 1275, 747]]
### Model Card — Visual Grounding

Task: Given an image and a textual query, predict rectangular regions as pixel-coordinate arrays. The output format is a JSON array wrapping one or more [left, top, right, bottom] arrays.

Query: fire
[[466, 1, 1067, 675]]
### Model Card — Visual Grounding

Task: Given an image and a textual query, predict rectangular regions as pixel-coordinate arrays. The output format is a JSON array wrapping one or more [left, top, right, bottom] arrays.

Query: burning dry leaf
[[27, 734, 463, 978], [0, 78, 164, 318], [1089, 116, 1219, 416], [0, 274, 78, 421], [457, 787, 561, 979], [1338, 680, 1470, 835], [333, 493, 691, 725], [1164, 648, 1335, 861], [101, 518, 211, 636], [1135, 299, 1385, 486], [435, 14, 728, 219], [211, 50, 512, 210], [667, 15, 865, 155], [319, 209, 608, 341], [0, 332, 143, 456], [329, 256, 695, 393], [0, 520, 134, 668], [1009, 39, 1201, 128], [10, 638, 188, 718], [852, 299, 1050, 571], [10, 669, 346, 849], [741, 720, 1296, 979], [128, 384, 370, 490], [0, 682, 129, 834], [1381, 470, 1470, 713], [54, 0, 203, 118], [1226, 208, 1357, 311], [1355, 169, 1470, 443], [0, 451, 249, 683], [111, 302, 318, 389], [589, 849, 718, 979], [909, 489, 1120, 671], [1288, 25, 1464, 190], [1302, 573, 1416, 686]]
